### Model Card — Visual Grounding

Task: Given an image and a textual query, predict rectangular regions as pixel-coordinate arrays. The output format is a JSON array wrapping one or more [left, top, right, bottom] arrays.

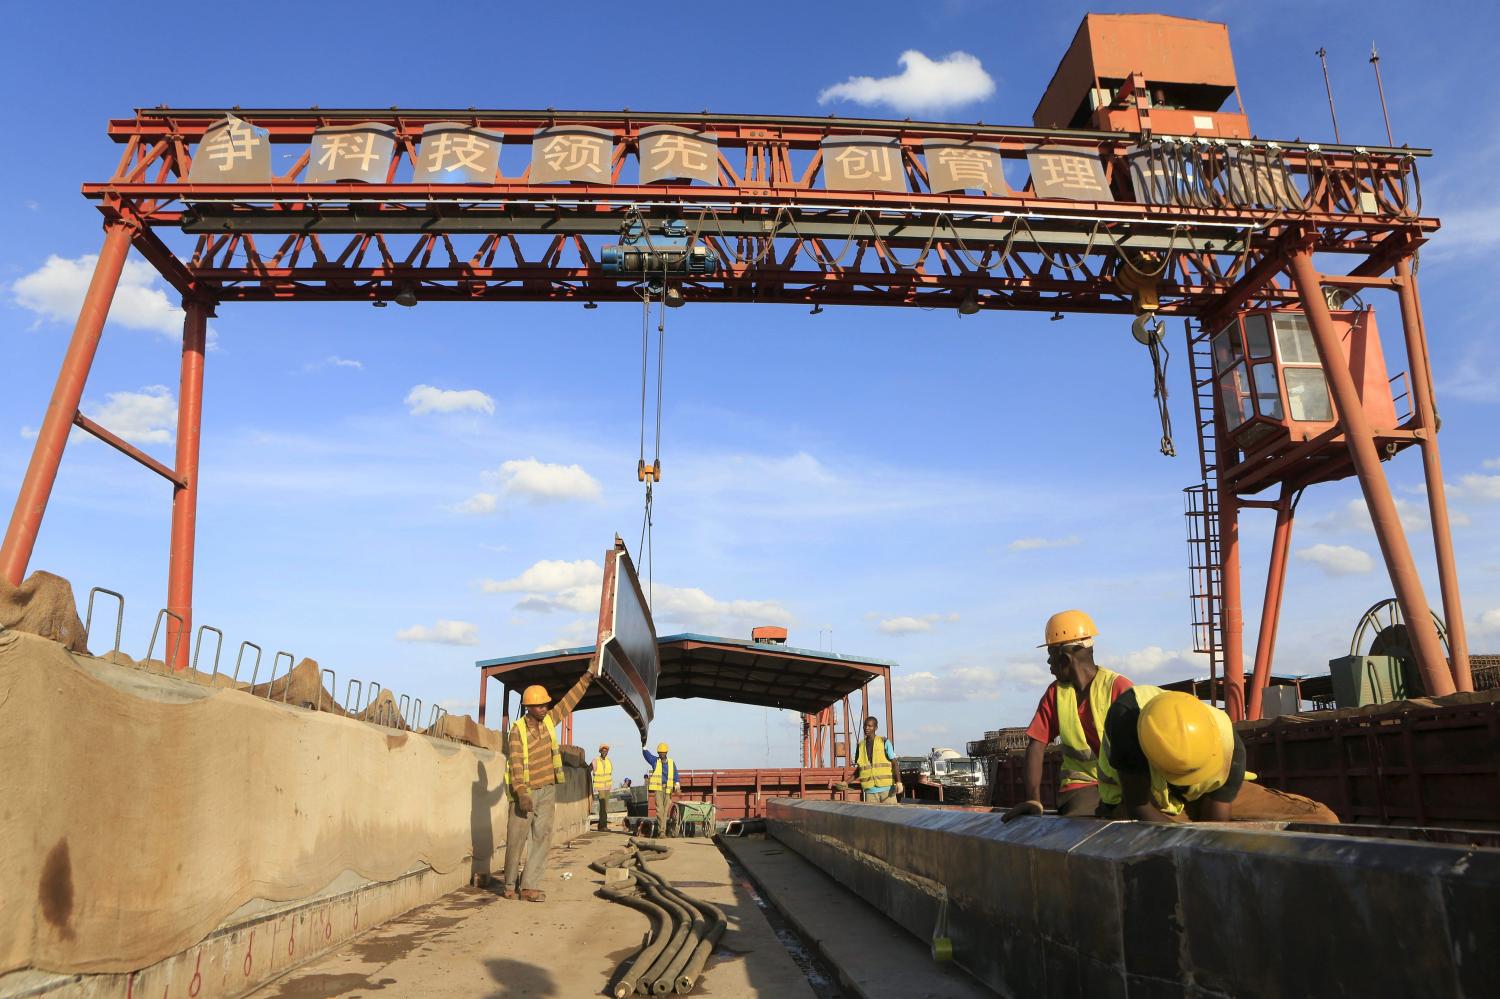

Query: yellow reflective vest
[[593, 755, 613, 791], [1098, 685, 1239, 815], [1055, 667, 1124, 789], [855, 736, 894, 791], [649, 757, 678, 791], [512, 715, 563, 791]]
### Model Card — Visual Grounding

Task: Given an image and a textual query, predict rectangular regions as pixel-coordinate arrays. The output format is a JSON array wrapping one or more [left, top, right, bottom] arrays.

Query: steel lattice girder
[[85, 108, 1434, 312]]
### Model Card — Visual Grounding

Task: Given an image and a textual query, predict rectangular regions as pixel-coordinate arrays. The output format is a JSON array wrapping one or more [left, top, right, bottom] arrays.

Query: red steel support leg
[[1288, 249, 1454, 695], [884, 667, 895, 747], [1, 223, 133, 586], [478, 669, 489, 725], [1396, 259, 1470, 691], [1247, 484, 1295, 720], [166, 300, 211, 670], [1220, 492, 1246, 720]]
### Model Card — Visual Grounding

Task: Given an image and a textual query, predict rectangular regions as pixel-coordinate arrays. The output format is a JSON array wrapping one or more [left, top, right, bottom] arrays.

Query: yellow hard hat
[[1038, 609, 1098, 648], [1138, 693, 1227, 786], [657, 742, 669, 753], [521, 684, 551, 706]]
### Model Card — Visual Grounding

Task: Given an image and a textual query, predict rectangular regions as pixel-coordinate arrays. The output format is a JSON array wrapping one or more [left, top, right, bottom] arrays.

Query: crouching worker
[[503, 670, 593, 901], [1098, 687, 1337, 823], [1002, 609, 1132, 821]]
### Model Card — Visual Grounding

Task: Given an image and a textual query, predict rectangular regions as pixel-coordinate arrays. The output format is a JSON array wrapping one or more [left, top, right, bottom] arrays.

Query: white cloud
[[1317, 497, 1444, 533], [1476, 608, 1500, 636], [486, 458, 601, 504], [893, 665, 1010, 701], [20, 426, 37, 439], [454, 492, 499, 515], [481, 558, 602, 594], [404, 384, 495, 416], [83, 385, 177, 444], [1007, 535, 1081, 552], [1484, 458, 1500, 470], [394, 619, 479, 646], [11, 254, 184, 336], [305, 355, 363, 372], [818, 50, 995, 113], [1295, 543, 1375, 576], [1099, 646, 1208, 681], [479, 556, 791, 634], [1453, 474, 1500, 501], [877, 612, 960, 635], [533, 619, 597, 653]]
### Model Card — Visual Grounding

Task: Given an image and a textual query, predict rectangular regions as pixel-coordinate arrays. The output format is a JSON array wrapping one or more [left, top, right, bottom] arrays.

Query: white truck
[[927, 747, 987, 790]]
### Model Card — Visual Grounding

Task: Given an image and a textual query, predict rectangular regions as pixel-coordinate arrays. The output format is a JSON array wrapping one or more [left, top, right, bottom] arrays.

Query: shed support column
[[1247, 484, 1295, 721], [478, 669, 489, 726], [166, 300, 211, 670], [883, 667, 895, 747], [1396, 258, 1470, 691], [1, 223, 133, 586], [1220, 492, 1245, 721], [1287, 248, 1453, 695]]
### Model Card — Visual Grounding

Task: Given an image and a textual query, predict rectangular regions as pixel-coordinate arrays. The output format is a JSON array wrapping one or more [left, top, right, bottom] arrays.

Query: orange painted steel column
[[1247, 484, 1295, 720], [166, 300, 211, 670], [1288, 249, 1454, 695], [477, 669, 489, 726], [1, 224, 133, 586], [883, 666, 895, 746], [1219, 491, 1246, 720], [1396, 259, 1470, 691]]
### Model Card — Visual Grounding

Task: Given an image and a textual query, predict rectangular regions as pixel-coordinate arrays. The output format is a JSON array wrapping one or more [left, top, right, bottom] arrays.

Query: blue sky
[[3, 0, 1497, 769]]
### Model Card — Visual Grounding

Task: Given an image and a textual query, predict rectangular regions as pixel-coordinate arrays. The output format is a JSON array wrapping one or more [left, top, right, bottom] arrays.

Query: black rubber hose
[[633, 876, 696, 994], [630, 864, 715, 996], [630, 836, 673, 856], [598, 887, 671, 999], [676, 903, 727, 995]]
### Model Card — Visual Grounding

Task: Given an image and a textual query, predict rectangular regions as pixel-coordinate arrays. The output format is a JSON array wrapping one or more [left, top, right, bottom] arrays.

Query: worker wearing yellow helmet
[[1002, 610, 1134, 822], [592, 743, 614, 831], [502, 669, 593, 901], [1097, 687, 1337, 823], [642, 740, 681, 837]]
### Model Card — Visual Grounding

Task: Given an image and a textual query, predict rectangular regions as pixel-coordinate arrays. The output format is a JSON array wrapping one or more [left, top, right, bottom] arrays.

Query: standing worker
[[642, 742, 680, 836], [503, 670, 593, 901], [1002, 610, 1133, 821], [854, 715, 902, 803], [593, 743, 614, 831], [1098, 687, 1338, 823]]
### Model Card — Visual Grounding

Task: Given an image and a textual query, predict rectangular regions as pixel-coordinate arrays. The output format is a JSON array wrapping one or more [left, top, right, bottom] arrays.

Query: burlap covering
[[0, 628, 555, 975], [0, 570, 88, 653]]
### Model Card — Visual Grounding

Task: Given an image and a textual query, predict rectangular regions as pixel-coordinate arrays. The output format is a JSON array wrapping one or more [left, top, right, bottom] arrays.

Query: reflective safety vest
[[855, 736, 894, 790], [1055, 667, 1124, 789], [593, 755, 613, 791], [512, 715, 563, 790], [1098, 685, 1239, 815], [649, 757, 678, 792]]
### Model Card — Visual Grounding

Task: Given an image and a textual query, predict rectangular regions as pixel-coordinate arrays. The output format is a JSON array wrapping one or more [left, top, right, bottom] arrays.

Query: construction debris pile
[[591, 839, 727, 997]]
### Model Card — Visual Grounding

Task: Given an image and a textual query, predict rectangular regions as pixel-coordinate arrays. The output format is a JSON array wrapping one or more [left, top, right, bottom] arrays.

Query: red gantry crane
[[0, 14, 1469, 721]]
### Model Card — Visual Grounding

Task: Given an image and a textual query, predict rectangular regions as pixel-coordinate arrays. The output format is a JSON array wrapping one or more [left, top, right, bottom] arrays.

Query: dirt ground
[[249, 831, 818, 999]]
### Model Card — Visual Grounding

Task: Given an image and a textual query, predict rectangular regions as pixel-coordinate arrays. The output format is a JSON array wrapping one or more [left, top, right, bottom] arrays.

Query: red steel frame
[[0, 107, 1467, 717]]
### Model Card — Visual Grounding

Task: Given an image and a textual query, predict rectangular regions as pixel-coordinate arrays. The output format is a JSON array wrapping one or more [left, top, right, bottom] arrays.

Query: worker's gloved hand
[[515, 790, 534, 817], [673, 784, 681, 794], [894, 781, 905, 796], [1000, 800, 1045, 823]]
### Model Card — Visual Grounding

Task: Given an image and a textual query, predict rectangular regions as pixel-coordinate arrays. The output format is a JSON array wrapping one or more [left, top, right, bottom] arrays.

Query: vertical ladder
[[1183, 320, 1225, 703]]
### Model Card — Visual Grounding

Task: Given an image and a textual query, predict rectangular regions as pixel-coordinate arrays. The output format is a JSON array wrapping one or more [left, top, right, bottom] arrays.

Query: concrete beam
[[766, 799, 1500, 998]]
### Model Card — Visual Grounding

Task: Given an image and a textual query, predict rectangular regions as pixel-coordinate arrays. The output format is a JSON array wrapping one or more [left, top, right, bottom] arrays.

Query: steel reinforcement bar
[[765, 798, 1499, 998]]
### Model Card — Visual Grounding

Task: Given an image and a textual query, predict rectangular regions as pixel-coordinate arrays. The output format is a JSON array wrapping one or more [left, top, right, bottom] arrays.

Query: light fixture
[[1049, 311, 1064, 322], [372, 300, 388, 309], [957, 290, 980, 316], [394, 284, 419, 308], [809, 304, 824, 315], [664, 286, 685, 308], [583, 300, 598, 310]]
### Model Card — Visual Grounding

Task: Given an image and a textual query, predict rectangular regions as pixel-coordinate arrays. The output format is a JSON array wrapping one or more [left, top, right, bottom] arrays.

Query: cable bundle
[[592, 839, 728, 997]]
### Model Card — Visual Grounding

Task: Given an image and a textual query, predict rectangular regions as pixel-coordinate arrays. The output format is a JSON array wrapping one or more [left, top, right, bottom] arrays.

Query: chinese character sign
[[923, 140, 1007, 195], [638, 125, 718, 185], [1126, 146, 1177, 205], [307, 123, 396, 183], [1026, 145, 1113, 201], [821, 136, 907, 193], [412, 122, 502, 184], [188, 115, 271, 183], [530, 126, 614, 184]]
